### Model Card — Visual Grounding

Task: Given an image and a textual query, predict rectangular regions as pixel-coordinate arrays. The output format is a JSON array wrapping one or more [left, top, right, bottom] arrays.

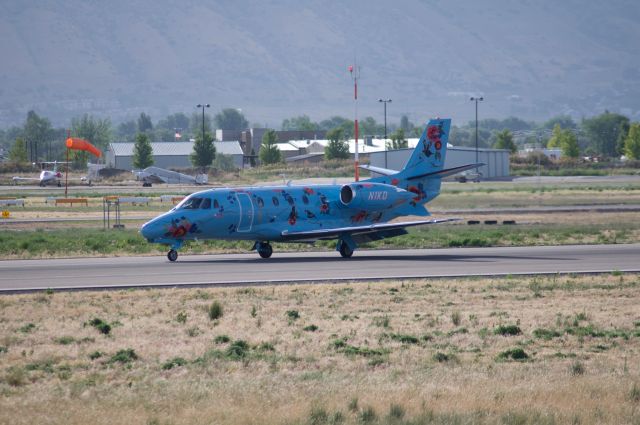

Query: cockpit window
[[213, 199, 220, 209], [200, 198, 211, 209], [179, 197, 203, 209]]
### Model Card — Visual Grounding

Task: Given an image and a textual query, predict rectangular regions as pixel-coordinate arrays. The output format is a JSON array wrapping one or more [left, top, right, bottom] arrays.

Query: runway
[[1, 244, 638, 292]]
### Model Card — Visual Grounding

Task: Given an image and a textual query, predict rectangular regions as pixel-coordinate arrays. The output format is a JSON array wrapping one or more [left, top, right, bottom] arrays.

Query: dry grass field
[[1, 274, 639, 425]]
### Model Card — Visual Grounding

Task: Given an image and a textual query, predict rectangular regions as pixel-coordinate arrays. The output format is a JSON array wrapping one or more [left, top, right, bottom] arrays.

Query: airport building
[[106, 141, 244, 170], [369, 144, 511, 179]]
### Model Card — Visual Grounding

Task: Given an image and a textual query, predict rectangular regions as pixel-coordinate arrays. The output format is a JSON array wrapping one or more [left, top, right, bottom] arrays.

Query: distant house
[[106, 141, 244, 170]]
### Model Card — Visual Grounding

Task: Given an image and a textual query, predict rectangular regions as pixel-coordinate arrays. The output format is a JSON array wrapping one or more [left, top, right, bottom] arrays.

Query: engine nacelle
[[339, 182, 413, 210]]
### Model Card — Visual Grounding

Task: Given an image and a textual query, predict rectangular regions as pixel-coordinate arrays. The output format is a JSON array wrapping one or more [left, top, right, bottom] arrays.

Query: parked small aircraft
[[141, 118, 480, 261], [12, 161, 68, 186], [133, 166, 208, 187]]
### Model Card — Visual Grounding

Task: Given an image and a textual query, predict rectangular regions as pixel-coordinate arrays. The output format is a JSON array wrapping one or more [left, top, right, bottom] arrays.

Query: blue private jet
[[141, 118, 480, 261]]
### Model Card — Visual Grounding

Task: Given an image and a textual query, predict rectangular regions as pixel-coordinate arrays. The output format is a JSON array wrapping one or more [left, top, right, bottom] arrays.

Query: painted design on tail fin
[[403, 118, 450, 175]]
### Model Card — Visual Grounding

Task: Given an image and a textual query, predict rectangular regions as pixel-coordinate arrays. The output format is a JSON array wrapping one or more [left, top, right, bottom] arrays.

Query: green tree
[[624, 123, 640, 160], [493, 129, 517, 153], [137, 113, 153, 133], [23, 110, 54, 162], [214, 108, 248, 130], [71, 114, 112, 169], [116, 120, 137, 142], [582, 111, 629, 157], [71, 114, 112, 151], [259, 130, 282, 165], [156, 113, 190, 131], [324, 128, 350, 160], [548, 124, 579, 158], [387, 128, 408, 150], [190, 131, 216, 169], [400, 115, 413, 132], [359, 116, 383, 136], [547, 124, 563, 148], [561, 130, 580, 158], [8, 137, 28, 163], [133, 133, 154, 169], [543, 115, 576, 130], [319, 116, 354, 138], [281, 115, 319, 131], [213, 153, 237, 172]]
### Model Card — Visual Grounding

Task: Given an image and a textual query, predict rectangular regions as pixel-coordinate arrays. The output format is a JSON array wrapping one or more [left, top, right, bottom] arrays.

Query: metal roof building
[[106, 141, 244, 170], [369, 145, 510, 179]]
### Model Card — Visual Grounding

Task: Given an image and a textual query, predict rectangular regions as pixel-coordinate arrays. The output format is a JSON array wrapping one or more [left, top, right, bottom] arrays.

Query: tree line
[[2, 109, 640, 170]]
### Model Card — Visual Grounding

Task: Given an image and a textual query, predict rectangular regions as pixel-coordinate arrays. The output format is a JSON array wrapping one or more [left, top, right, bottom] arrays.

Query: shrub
[[225, 340, 249, 360], [373, 316, 390, 328], [390, 333, 419, 344], [303, 324, 319, 332], [348, 397, 359, 412], [494, 324, 522, 336], [110, 348, 138, 364], [433, 352, 452, 363], [630, 383, 640, 403], [286, 310, 300, 320], [214, 335, 231, 344], [186, 327, 201, 337], [5, 367, 25, 387], [176, 311, 188, 324], [0, 346, 7, 354], [308, 406, 329, 425], [55, 336, 75, 345], [359, 406, 377, 423], [88, 318, 111, 335], [388, 404, 405, 420], [451, 311, 461, 326], [162, 357, 187, 370], [497, 348, 529, 361], [19, 323, 36, 333], [533, 328, 562, 340], [88, 351, 103, 360], [570, 361, 585, 376], [208, 301, 223, 320]]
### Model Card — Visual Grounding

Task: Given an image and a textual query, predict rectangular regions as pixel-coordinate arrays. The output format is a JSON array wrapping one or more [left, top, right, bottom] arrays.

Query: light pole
[[196, 104, 210, 145], [379, 98, 391, 168], [470, 96, 483, 179]]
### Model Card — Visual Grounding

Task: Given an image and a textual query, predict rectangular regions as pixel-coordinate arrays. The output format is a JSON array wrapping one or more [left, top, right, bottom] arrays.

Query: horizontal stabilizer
[[281, 217, 459, 241], [407, 163, 484, 181], [359, 164, 398, 176]]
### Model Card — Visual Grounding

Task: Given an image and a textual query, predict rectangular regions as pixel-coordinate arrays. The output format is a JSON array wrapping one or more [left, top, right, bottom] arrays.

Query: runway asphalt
[[1, 244, 638, 292]]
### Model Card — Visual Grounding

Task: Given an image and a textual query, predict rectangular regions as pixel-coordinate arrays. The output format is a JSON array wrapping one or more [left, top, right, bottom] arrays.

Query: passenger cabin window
[[256, 197, 264, 208], [302, 195, 309, 205], [272, 197, 279, 206], [200, 198, 211, 209], [180, 197, 203, 209]]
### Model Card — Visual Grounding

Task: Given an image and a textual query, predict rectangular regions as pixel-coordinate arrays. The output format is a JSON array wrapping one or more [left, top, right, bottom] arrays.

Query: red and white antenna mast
[[349, 63, 360, 181]]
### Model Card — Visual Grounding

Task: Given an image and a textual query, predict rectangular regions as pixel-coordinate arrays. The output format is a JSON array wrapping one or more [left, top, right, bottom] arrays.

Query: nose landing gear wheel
[[167, 249, 178, 262], [339, 243, 353, 258], [257, 242, 273, 259]]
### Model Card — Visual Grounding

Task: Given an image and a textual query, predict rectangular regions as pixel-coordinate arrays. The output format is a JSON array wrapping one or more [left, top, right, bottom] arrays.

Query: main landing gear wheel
[[257, 242, 273, 259], [167, 249, 178, 262], [339, 243, 354, 258]]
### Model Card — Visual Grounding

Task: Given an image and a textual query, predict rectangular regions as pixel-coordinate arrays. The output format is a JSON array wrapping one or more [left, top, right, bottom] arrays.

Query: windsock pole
[[65, 130, 70, 197], [349, 63, 360, 181]]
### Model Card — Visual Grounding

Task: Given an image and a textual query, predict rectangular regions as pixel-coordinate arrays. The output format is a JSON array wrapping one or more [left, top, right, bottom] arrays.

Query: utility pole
[[379, 98, 391, 168], [349, 64, 360, 181], [470, 96, 484, 180]]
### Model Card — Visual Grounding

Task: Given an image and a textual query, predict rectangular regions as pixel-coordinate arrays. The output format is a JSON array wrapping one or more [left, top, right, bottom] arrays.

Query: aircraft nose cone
[[140, 220, 159, 241]]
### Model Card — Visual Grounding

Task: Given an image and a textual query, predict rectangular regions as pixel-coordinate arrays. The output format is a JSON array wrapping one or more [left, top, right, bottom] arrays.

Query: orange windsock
[[65, 138, 102, 158]]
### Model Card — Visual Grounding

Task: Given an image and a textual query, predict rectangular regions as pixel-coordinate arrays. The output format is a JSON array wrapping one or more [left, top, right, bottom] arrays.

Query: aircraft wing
[[280, 218, 459, 242], [12, 176, 41, 182]]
